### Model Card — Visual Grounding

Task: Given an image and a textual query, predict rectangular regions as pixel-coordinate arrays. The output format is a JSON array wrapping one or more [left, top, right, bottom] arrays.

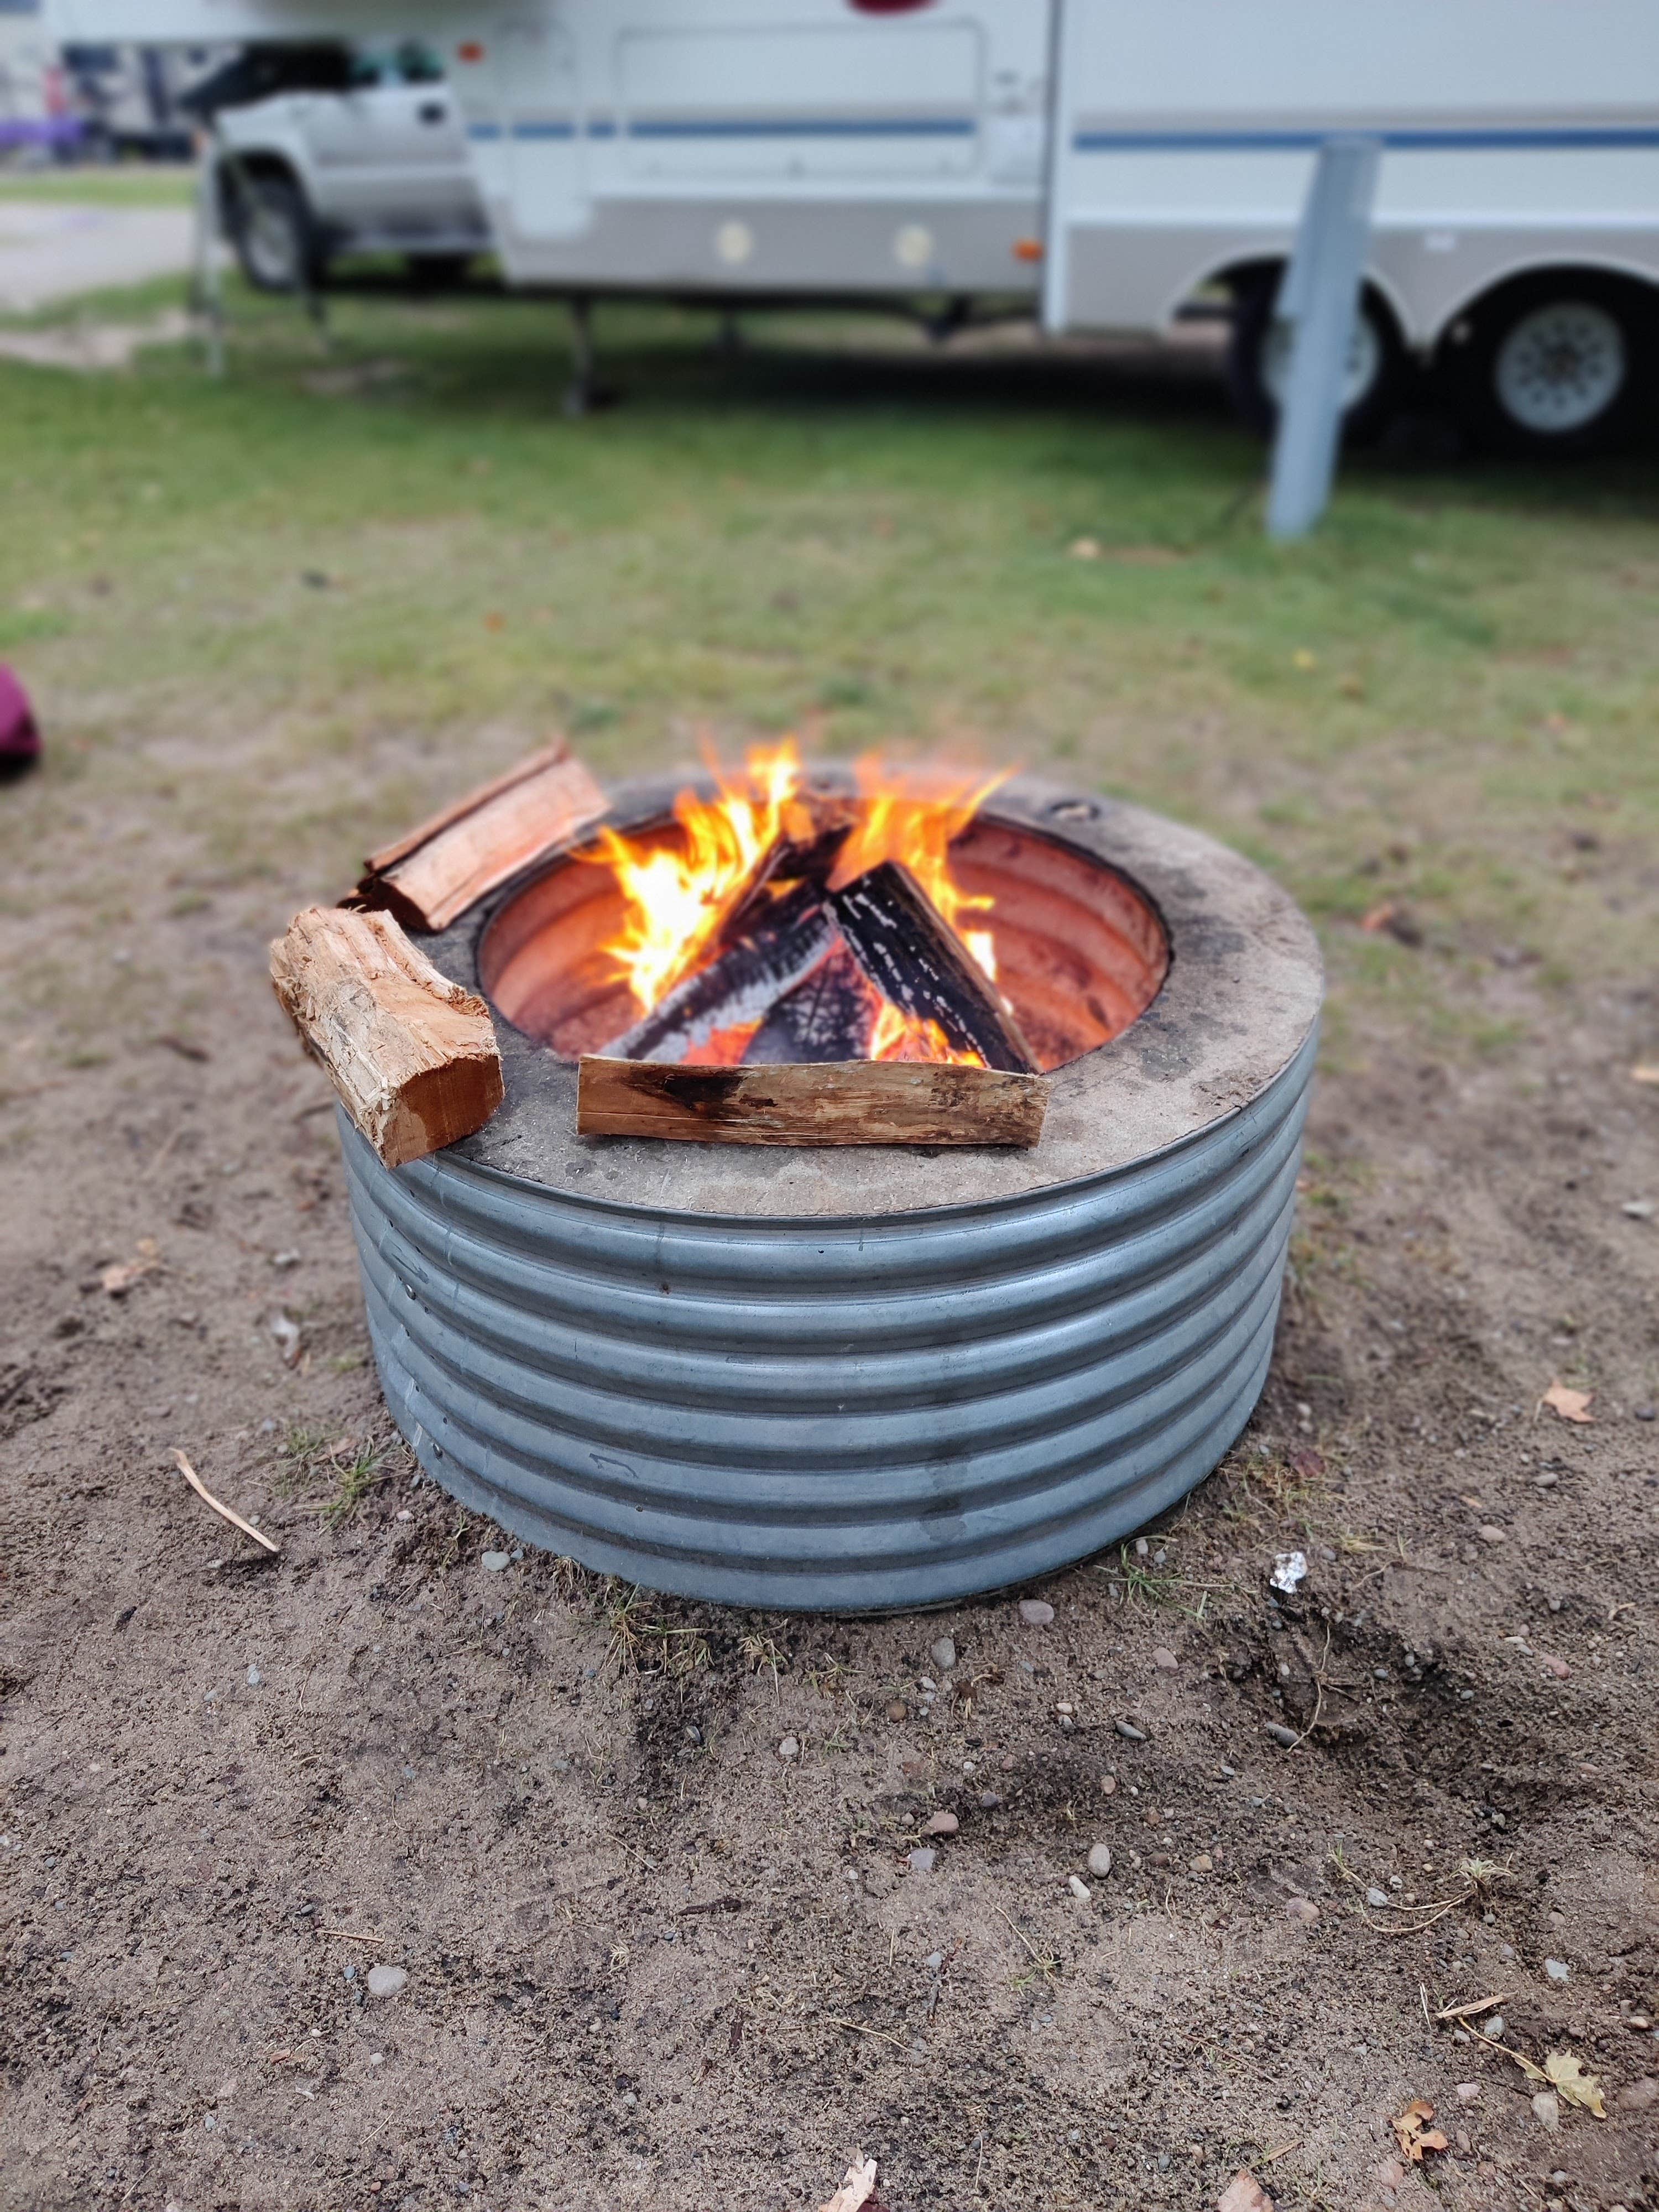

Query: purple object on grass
[[0, 665, 41, 771]]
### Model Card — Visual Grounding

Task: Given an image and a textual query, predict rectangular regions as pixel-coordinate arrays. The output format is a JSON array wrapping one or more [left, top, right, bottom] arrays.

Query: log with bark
[[354, 740, 608, 932], [270, 905, 504, 1167], [828, 860, 1036, 1073], [577, 1055, 1046, 1146]]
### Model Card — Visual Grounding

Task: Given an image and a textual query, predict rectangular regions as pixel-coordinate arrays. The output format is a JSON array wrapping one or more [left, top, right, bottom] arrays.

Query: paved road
[[0, 199, 194, 313]]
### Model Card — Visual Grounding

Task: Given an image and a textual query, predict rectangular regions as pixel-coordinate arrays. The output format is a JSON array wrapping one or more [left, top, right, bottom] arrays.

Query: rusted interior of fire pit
[[479, 797, 1171, 1073]]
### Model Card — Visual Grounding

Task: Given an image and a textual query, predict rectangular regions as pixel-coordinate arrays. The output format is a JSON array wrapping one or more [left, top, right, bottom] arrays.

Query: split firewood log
[[577, 1055, 1046, 1146], [828, 860, 1037, 1073], [270, 905, 504, 1167], [354, 740, 608, 931]]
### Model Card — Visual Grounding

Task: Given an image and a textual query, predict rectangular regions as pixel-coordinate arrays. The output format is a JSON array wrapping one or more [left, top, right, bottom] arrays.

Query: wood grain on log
[[270, 906, 504, 1168], [577, 1055, 1046, 1146], [829, 860, 1038, 1073], [357, 742, 608, 931]]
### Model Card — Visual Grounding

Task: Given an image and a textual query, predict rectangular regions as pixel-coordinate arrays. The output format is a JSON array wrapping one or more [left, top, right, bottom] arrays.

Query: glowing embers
[[591, 747, 1031, 1073]]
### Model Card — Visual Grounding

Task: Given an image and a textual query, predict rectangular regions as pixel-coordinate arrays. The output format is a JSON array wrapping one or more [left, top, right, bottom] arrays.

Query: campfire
[[580, 740, 1032, 1076], [274, 737, 1173, 1160], [479, 745, 1168, 1084]]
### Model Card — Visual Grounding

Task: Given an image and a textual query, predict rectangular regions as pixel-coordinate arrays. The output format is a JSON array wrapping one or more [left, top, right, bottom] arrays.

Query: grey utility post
[[1265, 135, 1383, 541]]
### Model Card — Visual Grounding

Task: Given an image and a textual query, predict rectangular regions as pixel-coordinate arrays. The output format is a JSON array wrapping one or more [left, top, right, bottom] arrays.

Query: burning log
[[356, 741, 608, 932], [577, 1055, 1046, 1147], [743, 941, 881, 1064], [608, 876, 839, 1063], [829, 861, 1037, 1074], [270, 906, 504, 1167]]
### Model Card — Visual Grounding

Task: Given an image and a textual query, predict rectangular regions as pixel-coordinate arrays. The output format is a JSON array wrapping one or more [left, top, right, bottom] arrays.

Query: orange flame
[[868, 1000, 987, 1068], [591, 739, 804, 1013], [589, 743, 1007, 1069], [828, 753, 1005, 984]]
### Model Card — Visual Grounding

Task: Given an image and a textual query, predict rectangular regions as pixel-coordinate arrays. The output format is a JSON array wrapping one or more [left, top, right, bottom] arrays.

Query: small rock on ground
[[1544, 1957, 1570, 1983], [481, 1551, 510, 1572], [366, 1965, 408, 1999], [1264, 1722, 1299, 1748], [1018, 1599, 1053, 1627], [1067, 1875, 1091, 1901], [906, 1847, 936, 1873], [1114, 1719, 1146, 1741], [925, 1810, 958, 1837], [1087, 1843, 1113, 1878], [1152, 1646, 1178, 1670], [930, 1636, 956, 1670], [1531, 2090, 1561, 2132], [778, 1736, 800, 1762], [1284, 1896, 1319, 1926]]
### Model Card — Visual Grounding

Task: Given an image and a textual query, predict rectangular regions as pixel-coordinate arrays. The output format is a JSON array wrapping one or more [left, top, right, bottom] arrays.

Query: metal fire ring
[[340, 772, 1323, 1611]]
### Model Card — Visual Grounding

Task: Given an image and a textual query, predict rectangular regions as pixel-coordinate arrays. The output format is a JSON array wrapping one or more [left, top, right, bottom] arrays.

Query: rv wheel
[[1444, 275, 1653, 456], [1226, 275, 1405, 446], [226, 173, 325, 295]]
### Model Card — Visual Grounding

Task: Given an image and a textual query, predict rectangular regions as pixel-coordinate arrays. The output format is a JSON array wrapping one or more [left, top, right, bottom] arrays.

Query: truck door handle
[[419, 101, 447, 124]]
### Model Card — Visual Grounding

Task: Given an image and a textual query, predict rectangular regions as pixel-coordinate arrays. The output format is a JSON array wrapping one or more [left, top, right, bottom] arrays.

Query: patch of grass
[[0, 165, 195, 208]]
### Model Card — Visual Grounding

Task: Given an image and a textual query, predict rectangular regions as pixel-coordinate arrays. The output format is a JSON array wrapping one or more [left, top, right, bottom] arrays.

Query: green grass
[[0, 162, 195, 207], [1, 275, 1656, 1073]]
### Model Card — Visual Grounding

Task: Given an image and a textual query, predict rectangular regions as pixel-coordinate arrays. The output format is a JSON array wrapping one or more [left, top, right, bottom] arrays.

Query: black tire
[[225, 170, 324, 295], [1226, 273, 1407, 446], [1439, 274, 1655, 457], [405, 252, 473, 289]]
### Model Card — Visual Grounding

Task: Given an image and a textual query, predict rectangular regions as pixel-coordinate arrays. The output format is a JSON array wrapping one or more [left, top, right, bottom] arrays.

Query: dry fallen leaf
[[818, 2157, 878, 2212], [1392, 2100, 1450, 2162], [1543, 2051, 1607, 2118], [1218, 2172, 1275, 2212], [101, 1237, 162, 1296], [1539, 1381, 1594, 1424]]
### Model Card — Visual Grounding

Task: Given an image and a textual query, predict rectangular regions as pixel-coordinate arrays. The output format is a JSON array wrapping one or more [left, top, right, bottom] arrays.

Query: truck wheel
[[227, 173, 324, 295], [1442, 276, 1652, 455], [1227, 275, 1405, 445]]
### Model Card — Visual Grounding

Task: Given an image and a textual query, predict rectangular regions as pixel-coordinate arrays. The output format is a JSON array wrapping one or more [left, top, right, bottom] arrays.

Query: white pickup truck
[[208, 40, 489, 291]]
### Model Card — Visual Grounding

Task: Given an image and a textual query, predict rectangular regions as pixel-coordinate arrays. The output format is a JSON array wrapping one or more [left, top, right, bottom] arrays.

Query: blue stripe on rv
[[1073, 125, 1659, 153], [471, 116, 973, 144]]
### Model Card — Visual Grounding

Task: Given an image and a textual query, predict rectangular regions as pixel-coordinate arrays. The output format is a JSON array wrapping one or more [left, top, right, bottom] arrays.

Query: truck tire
[[1227, 274, 1406, 445], [226, 171, 325, 295], [1441, 274, 1653, 456]]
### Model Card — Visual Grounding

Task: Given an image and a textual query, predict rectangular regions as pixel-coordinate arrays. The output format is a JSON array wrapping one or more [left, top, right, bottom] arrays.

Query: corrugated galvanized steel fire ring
[[340, 766, 1323, 1612]]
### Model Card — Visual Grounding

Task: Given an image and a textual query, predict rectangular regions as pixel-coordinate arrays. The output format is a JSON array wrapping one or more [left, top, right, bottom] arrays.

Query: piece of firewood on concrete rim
[[577, 1055, 1046, 1147], [355, 740, 609, 932], [270, 905, 504, 1168]]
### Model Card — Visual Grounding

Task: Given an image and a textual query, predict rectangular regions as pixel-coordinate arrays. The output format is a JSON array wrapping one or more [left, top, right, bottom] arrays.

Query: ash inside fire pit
[[478, 752, 1170, 1077]]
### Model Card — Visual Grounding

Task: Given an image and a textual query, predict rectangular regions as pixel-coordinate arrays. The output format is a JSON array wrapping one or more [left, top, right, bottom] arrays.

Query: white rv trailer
[[45, 0, 1659, 448]]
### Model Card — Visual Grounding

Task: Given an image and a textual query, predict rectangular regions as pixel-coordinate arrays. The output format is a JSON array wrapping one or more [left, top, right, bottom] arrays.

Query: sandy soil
[[2, 735, 1657, 2212]]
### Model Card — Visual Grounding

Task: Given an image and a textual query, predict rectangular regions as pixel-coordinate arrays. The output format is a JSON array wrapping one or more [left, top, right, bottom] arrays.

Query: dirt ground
[[2, 307, 1658, 2212], [2, 739, 1656, 2212]]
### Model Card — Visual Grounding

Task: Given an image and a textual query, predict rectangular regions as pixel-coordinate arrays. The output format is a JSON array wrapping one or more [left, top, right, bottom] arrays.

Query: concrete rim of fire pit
[[413, 769, 1322, 1218]]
